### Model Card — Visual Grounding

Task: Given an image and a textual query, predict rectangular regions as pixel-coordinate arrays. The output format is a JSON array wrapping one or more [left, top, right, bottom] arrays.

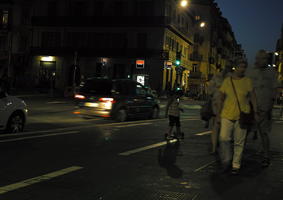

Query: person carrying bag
[[217, 60, 258, 175], [230, 77, 255, 130]]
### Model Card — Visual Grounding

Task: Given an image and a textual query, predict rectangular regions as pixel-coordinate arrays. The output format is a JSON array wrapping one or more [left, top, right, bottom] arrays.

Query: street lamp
[[275, 52, 279, 56], [200, 21, 206, 28], [180, 0, 189, 8]]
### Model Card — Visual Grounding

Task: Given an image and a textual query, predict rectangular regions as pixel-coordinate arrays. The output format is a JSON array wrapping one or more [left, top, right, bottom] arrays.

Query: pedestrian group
[[206, 49, 280, 175]]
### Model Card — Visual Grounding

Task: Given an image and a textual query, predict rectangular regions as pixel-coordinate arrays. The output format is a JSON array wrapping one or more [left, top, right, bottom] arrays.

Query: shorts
[[169, 115, 181, 127], [257, 111, 273, 134]]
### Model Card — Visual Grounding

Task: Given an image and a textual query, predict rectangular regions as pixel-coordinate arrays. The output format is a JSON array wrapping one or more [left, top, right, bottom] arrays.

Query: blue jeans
[[219, 118, 247, 169]]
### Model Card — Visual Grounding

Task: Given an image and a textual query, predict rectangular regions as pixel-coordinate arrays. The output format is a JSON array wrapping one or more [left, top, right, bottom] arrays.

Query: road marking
[[119, 139, 178, 156], [0, 117, 200, 139], [46, 101, 69, 104], [0, 166, 83, 195], [194, 160, 216, 172], [0, 117, 200, 137], [0, 120, 150, 138], [119, 129, 210, 156], [114, 122, 152, 128], [0, 131, 79, 143], [195, 131, 211, 136]]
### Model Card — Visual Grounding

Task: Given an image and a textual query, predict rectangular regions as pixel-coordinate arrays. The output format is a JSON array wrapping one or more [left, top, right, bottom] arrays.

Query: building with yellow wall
[[276, 25, 283, 84]]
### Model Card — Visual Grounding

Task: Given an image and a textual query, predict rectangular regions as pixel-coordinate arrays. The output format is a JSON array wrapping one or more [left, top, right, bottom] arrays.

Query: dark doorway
[[38, 61, 56, 92], [113, 64, 126, 79], [96, 63, 103, 77]]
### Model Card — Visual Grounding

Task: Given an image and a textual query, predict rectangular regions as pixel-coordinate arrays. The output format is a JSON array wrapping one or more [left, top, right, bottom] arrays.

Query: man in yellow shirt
[[217, 60, 257, 175]]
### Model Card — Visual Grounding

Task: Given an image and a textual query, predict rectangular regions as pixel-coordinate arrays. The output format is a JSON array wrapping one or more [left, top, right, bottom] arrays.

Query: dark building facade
[[0, 0, 12, 78], [13, 0, 195, 95], [1, 0, 244, 96]]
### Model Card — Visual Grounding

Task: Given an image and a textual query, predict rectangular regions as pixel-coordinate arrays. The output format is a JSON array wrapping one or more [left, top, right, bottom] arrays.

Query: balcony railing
[[30, 47, 163, 58], [190, 53, 203, 62], [189, 71, 202, 79], [32, 16, 169, 27]]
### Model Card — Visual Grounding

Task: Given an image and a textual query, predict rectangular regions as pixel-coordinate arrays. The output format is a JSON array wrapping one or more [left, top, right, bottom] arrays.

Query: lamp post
[[192, 19, 208, 99], [169, 0, 189, 90], [180, 0, 189, 8], [199, 21, 206, 28], [73, 51, 78, 94]]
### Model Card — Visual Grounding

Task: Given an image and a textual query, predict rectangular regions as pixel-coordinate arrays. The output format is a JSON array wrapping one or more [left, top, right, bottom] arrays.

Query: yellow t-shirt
[[219, 76, 253, 120]]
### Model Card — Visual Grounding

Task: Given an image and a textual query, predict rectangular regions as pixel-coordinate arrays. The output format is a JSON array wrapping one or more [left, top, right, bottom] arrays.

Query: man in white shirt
[[247, 50, 280, 167]]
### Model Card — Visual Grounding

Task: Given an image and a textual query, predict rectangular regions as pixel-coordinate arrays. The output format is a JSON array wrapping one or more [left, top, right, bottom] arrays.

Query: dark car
[[74, 78, 160, 121]]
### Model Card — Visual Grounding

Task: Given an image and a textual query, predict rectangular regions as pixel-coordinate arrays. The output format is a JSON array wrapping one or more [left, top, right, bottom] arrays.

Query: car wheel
[[7, 113, 25, 133], [151, 107, 160, 119], [115, 109, 127, 122]]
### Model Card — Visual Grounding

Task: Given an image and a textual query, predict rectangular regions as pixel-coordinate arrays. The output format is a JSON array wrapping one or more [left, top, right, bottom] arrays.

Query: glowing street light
[[275, 52, 279, 56], [180, 0, 188, 8], [200, 22, 206, 28]]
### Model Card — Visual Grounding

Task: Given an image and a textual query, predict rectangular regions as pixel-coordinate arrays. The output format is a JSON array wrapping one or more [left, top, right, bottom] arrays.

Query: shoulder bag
[[230, 77, 254, 129]]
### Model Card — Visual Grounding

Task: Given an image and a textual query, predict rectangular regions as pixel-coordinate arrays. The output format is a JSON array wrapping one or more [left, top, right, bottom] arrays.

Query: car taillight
[[99, 97, 116, 103], [74, 94, 86, 100]]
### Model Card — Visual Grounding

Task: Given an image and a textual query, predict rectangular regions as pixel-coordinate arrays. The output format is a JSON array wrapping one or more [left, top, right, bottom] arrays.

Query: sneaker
[[231, 168, 240, 175], [166, 135, 174, 140]]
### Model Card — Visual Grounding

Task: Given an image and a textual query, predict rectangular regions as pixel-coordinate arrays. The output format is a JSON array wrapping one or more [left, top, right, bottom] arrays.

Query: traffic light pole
[[73, 51, 78, 94]]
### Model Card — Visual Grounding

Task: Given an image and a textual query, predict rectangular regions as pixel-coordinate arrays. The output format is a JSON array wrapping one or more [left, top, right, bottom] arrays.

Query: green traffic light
[[175, 60, 181, 66]]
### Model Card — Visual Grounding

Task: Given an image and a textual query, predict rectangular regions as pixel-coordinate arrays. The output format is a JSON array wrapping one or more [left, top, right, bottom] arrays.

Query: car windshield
[[79, 79, 112, 95]]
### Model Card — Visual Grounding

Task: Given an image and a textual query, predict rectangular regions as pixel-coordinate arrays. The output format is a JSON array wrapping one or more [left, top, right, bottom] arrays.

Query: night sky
[[215, 0, 283, 66]]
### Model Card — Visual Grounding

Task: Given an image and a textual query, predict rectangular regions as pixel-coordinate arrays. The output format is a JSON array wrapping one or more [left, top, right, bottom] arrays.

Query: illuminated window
[[1, 10, 9, 29], [192, 64, 198, 72], [195, 15, 201, 21], [3, 11, 8, 24]]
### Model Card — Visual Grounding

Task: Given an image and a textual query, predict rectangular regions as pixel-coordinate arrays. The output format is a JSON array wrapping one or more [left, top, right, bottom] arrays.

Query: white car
[[0, 93, 28, 133]]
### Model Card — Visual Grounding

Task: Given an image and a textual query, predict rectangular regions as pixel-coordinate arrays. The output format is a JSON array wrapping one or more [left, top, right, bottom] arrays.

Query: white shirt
[[246, 67, 279, 111]]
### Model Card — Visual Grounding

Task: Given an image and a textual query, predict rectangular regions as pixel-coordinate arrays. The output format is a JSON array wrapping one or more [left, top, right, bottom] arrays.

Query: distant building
[[276, 24, 283, 83], [188, 0, 243, 96]]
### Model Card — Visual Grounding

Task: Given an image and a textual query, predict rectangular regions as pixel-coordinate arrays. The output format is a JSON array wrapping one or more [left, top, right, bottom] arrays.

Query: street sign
[[137, 75, 145, 85], [136, 59, 145, 69], [164, 61, 172, 69]]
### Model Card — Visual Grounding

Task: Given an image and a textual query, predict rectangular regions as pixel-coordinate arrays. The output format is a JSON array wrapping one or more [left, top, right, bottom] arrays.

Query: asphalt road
[[0, 95, 283, 200]]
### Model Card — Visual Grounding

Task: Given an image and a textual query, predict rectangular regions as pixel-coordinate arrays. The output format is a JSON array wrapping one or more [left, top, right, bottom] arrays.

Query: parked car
[[73, 78, 160, 121], [0, 91, 28, 133]]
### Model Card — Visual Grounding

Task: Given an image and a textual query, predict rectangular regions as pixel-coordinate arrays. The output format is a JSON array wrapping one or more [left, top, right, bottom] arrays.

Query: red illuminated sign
[[136, 59, 145, 69]]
